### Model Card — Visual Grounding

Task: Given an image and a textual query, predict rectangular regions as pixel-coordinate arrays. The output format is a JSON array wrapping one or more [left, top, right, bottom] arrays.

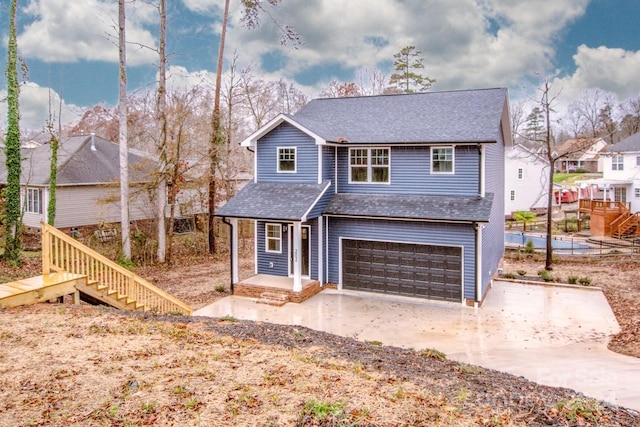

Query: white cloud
[[19, 0, 157, 66], [165, 65, 216, 91], [181, 0, 222, 15], [214, 0, 591, 95], [0, 82, 83, 131], [552, 45, 640, 105]]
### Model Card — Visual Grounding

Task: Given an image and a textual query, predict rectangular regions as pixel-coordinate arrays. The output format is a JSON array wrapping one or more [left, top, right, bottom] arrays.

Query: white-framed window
[[517, 168, 523, 179], [635, 188, 640, 199], [431, 146, 454, 174], [636, 156, 640, 167], [277, 147, 296, 173], [24, 188, 43, 214], [349, 147, 390, 183], [612, 155, 624, 171], [510, 190, 516, 201], [265, 223, 282, 253]]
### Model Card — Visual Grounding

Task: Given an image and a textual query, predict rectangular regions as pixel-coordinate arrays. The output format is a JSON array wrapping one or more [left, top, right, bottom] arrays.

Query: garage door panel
[[342, 239, 462, 301]]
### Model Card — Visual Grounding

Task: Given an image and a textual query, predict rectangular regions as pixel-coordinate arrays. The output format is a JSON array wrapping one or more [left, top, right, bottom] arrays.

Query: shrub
[[578, 276, 592, 286], [524, 239, 535, 254], [420, 348, 446, 360], [567, 276, 579, 284], [537, 269, 554, 282], [517, 270, 527, 276], [501, 272, 517, 279], [215, 284, 226, 293]]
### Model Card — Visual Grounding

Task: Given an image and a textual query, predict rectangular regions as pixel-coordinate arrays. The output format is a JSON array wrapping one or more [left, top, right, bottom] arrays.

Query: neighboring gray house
[[0, 134, 156, 230], [216, 88, 511, 307]]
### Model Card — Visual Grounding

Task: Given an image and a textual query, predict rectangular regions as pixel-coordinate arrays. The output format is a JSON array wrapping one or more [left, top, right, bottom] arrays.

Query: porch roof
[[323, 193, 494, 223], [214, 180, 331, 221], [576, 178, 633, 187]]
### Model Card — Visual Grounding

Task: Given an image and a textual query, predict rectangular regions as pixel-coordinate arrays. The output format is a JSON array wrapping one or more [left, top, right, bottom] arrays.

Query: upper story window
[[612, 155, 624, 171], [510, 190, 516, 201], [24, 188, 43, 214], [517, 168, 523, 179], [636, 156, 640, 166], [431, 146, 454, 174], [635, 188, 640, 199], [277, 147, 296, 173], [265, 223, 282, 253], [349, 147, 390, 183]]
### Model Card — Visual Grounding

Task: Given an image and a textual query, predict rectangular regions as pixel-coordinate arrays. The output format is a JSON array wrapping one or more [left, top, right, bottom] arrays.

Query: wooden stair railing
[[41, 223, 192, 315], [612, 212, 640, 239]]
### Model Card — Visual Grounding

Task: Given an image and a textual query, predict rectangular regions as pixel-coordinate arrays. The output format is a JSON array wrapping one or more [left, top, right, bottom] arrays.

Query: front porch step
[[256, 292, 289, 307]]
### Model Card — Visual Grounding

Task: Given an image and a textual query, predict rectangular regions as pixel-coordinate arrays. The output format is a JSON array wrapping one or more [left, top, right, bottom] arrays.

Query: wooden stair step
[[256, 292, 289, 307]]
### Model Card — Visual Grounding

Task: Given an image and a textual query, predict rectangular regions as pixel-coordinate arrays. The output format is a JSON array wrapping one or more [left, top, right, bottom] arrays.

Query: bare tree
[[207, 0, 301, 254], [619, 96, 640, 138], [510, 101, 526, 138], [355, 67, 388, 96], [318, 80, 361, 98], [118, 0, 131, 260], [530, 80, 599, 270], [155, 0, 168, 263]]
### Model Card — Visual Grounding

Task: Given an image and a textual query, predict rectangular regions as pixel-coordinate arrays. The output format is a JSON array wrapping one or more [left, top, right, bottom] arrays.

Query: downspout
[[477, 144, 483, 197], [222, 216, 234, 294]]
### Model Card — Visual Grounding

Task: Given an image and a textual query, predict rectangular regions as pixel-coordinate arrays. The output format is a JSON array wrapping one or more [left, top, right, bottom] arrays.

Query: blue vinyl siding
[[256, 221, 289, 276], [256, 123, 318, 183], [256, 220, 319, 280], [481, 133, 506, 297], [326, 217, 477, 300], [322, 146, 335, 183], [336, 145, 479, 195]]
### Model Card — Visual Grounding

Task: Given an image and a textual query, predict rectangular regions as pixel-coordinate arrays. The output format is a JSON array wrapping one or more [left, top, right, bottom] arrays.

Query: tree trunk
[[207, 0, 230, 254], [3, 0, 22, 264], [543, 81, 554, 270], [118, 0, 131, 260], [156, 0, 167, 263]]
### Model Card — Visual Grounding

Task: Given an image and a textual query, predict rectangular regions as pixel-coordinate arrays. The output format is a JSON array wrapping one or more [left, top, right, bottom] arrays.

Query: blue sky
[[1, 0, 640, 131]]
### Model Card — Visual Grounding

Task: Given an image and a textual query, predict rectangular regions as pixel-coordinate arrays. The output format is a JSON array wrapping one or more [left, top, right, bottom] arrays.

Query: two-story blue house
[[215, 88, 511, 306]]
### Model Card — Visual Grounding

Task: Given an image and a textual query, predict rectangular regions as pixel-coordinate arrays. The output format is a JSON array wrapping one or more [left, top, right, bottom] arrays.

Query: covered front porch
[[234, 274, 328, 304]]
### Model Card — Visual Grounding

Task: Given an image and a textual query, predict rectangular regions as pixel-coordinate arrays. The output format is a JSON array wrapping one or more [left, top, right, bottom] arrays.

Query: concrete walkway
[[194, 280, 640, 411]]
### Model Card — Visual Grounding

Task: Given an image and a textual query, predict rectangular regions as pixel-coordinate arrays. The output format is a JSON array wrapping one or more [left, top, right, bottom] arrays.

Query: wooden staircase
[[41, 223, 192, 315], [611, 212, 640, 239]]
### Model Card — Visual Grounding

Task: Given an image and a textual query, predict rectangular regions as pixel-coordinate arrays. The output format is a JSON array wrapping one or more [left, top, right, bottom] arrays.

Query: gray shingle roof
[[0, 134, 154, 185], [605, 132, 640, 153], [323, 193, 494, 222], [292, 88, 508, 144], [214, 181, 331, 221]]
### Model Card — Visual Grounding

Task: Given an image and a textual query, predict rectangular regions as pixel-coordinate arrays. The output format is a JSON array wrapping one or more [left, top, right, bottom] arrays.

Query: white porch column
[[230, 218, 239, 284], [292, 221, 302, 292]]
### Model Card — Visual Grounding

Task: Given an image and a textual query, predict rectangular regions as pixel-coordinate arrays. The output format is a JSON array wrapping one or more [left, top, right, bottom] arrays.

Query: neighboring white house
[[0, 134, 158, 230], [504, 144, 550, 216], [579, 132, 640, 212], [556, 137, 608, 173]]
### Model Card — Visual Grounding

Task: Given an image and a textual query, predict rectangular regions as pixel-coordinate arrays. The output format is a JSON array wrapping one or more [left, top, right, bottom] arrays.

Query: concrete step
[[256, 292, 289, 307]]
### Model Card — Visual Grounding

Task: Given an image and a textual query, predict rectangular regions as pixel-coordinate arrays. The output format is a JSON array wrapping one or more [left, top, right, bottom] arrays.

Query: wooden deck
[[0, 272, 87, 309]]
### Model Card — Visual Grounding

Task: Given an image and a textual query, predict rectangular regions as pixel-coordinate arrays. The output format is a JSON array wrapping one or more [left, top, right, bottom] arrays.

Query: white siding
[[504, 145, 548, 215], [53, 185, 155, 228]]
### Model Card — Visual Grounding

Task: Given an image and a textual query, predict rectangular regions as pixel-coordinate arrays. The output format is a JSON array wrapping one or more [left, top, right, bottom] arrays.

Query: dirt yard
[[1, 248, 640, 425]]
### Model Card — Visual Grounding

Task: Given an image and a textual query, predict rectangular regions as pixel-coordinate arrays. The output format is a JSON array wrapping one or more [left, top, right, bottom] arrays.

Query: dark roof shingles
[[215, 181, 330, 221], [323, 193, 494, 222], [293, 88, 508, 144]]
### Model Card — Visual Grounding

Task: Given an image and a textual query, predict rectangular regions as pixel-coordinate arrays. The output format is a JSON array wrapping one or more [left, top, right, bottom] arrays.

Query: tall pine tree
[[388, 45, 435, 93]]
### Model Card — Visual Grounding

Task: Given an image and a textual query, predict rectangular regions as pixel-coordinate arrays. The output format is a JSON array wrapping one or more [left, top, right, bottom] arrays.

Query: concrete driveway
[[194, 280, 640, 411]]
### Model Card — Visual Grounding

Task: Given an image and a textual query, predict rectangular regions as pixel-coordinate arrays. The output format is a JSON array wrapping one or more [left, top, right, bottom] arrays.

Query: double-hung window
[[349, 148, 389, 183], [612, 155, 624, 171], [25, 188, 43, 214], [517, 168, 523, 179], [277, 147, 296, 173], [431, 146, 454, 173], [265, 224, 282, 253]]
